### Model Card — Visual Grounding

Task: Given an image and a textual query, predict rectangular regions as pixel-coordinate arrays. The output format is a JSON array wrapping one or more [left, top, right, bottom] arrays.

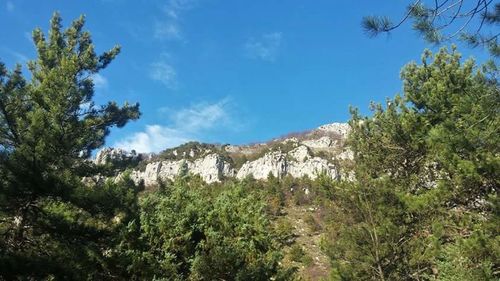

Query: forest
[[0, 5, 499, 281]]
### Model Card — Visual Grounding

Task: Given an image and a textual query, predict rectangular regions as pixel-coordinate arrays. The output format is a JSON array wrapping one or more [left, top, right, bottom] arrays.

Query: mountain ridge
[[91, 122, 353, 186]]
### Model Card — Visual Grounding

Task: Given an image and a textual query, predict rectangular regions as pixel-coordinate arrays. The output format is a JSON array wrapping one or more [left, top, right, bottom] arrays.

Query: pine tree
[[363, 1, 500, 57], [326, 47, 499, 280], [0, 13, 140, 279]]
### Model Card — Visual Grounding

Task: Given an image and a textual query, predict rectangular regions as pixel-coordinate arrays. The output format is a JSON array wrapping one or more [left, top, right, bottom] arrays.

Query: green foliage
[[2, 10, 498, 281], [301, 254, 314, 267], [156, 141, 225, 161], [323, 181, 410, 280], [274, 218, 295, 245], [97, 155, 144, 176], [289, 244, 306, 263], [304, 214, 322, 233], [0, 13, 140, 279], [137, 180, 295, 280], [325, 47, 500, 280]]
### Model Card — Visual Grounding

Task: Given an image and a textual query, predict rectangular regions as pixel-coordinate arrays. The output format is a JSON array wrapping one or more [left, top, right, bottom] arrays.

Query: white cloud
[[154, 21, 182, 40], [114, 99, 236, 153], [169, 99, 231, 132], [168, 0, 198, 11], [166, 9, 178, 19], [92, 73, 108, 89], [245, 32, 283, 62], [150, 59, 178, 89], [154, 0, 198, 41], [114, 125, 192, 153], [6, 1, 14, 12]]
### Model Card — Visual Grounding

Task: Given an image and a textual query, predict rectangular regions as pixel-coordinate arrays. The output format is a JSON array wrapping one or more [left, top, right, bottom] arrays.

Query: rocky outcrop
[[95, 147, 145, 165], [289, 146, 310, 162], [237, 151, 288, 179], [95, 122, 352, 186], [300, 136, 333, 149], [236, 146, 338, 180], [335, 149, 354, 161], [188, 154, 235, 182], [116, 153, 235, 185], [288, 156, 338, 180], [317, 122, 350, 138]]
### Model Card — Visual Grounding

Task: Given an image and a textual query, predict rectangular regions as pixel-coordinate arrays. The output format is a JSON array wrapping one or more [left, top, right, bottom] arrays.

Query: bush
[[289, 244, 305, 263], [301, 254, 314, 267], [274, 219, 296, 245], [304, 214, 322, 233]]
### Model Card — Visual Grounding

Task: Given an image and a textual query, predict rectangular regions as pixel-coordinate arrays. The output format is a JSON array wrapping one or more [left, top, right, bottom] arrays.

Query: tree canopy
[[325, 47, 499, 280], [0, 12, 140, 279]]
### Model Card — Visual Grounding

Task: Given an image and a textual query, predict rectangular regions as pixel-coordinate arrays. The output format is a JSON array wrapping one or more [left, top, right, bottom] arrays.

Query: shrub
[[289, 244, 305, 263]]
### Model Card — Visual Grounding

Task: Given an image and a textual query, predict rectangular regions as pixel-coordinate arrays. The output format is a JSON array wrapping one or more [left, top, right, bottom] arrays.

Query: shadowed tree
[[0, 12, 140, 279]]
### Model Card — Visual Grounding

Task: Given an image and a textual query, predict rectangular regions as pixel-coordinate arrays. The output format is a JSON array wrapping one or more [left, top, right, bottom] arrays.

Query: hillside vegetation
[[0, 14, 498, 280]]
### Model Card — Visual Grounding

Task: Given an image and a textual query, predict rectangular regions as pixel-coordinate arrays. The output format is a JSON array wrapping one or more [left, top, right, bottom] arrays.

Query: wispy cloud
[[92, 73, 108, 89], [245, 32, 283, 62], [168, 0, 198, 11], [11, 52, 28, 64], [150, 55, 178, 89], [6, 1, 14, 12], [166, 99, 232, 132], [24, 32, 32, 43], [154, 0, 199, 41], [2, 48, 29, 64], [154, 21, 182, 40], [114, 98, 237, 153]]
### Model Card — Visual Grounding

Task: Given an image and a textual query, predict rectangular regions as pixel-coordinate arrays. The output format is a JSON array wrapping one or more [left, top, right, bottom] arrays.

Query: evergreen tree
[[326, 47, 499, 280], [137, 179, 295, 280], [0, 13, 140, 279]]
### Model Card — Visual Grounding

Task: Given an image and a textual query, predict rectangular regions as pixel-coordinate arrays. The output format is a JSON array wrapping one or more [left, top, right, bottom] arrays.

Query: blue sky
[[0, 0, 491, 152]]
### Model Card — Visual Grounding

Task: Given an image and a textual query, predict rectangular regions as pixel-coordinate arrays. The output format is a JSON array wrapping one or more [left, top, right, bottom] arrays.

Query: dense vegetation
[[0, 14, 296, 280], [324, 47, 499, 280], [0, 13, 141, 280], [1, 13, 498, 281]]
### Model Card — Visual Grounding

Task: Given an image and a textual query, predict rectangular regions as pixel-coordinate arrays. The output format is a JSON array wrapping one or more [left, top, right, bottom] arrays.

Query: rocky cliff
[[94, 123, 352, 186]]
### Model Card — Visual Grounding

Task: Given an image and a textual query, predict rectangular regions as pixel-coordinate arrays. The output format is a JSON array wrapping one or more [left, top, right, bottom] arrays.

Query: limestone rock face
[[115, 154, 234, 185], [158, 161, 186, 182], [82, 174, 106, 186], [336, 149, 354, 161], [237, 151, 287, 180], [236, 146, 338, 180], [142, 161, 163, 186], [95, 148, 138, 165], [287, 158, 337, 180], [317, 122, 350, 138], [188, 154, 235, 182], [300, 136, 333, 149], [95, 122, 352, 186], [289, 146, 310, 162], [287, 145, 338, 180]]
